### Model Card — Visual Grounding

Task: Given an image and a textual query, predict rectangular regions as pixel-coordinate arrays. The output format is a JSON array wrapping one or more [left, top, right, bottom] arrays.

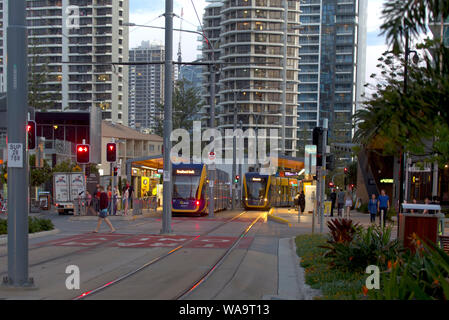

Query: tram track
[[0, 212, 243, 279], [73, 210, 266, 300]]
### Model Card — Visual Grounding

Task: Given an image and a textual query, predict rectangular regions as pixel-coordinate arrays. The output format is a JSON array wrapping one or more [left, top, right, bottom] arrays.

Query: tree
[[28, 44, 59, 111], [29, 155, 53, 187], [154, 78, 203, 136], [354, 45, 449, 166]]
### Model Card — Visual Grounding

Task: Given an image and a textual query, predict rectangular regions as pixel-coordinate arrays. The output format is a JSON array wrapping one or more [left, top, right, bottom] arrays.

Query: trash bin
[[399, 203, 444, 252]]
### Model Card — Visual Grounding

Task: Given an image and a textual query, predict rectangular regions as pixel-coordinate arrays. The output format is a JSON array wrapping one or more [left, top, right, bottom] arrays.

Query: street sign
[[304, 145, 317, 175], [8, 143, 23, 168], [208, 151, 216, 162]]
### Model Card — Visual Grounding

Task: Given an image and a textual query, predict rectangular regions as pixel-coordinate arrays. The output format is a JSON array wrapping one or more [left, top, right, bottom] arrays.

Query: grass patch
[[0, 217, 54, 235], [295, 234, 366, 300]]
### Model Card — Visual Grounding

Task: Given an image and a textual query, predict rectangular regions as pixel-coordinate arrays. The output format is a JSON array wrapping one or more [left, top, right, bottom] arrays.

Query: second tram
[[243, 172, 300, 210]]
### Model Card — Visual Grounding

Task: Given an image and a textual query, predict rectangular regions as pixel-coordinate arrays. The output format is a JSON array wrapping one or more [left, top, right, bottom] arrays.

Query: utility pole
[[161, 0, 173, 234], [208, 45, 216, 218], [239, 120, 243, 207], [320, 119, 328, 233], [3, 0, 34, 288]]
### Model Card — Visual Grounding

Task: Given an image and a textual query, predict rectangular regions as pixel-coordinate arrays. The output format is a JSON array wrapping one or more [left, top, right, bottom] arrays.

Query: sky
[[129, 0, 389, 86]]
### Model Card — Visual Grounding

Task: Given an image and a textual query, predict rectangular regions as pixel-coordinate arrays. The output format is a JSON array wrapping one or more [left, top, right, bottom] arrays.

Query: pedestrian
[[94, 184, 101, 213], [128, 183, 134, 209], [368, 194, 378, 223], [93, 186, 116, 233], [378, 189, 390, 227], [344, 192, 353, 219], [107, 185, 112, 215], [123, 186, 129, 216], [337, 188, 345, 217], [112, 187, 119, 215], [330, 189, 336, 217], [299, 191, 306, 214], [294, 191, 300, 210]]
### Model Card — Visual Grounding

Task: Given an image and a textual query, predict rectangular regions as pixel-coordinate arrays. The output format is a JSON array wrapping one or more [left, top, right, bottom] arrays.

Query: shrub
[[326, 218, 361, 244], [323, 225, 403, 272], [28, 217, 54, 234], [0, 219, 7, 235], [369, 238, 449, 300]]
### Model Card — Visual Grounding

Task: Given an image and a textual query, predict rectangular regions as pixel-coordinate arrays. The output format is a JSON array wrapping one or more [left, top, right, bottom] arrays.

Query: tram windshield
[[173, 175, 201, 200], [246, 177, 267, 200]]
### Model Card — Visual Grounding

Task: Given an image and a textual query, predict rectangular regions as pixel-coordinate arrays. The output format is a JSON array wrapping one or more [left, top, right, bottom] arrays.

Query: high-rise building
[[201, 0, 301, 156], [1, 0, 129, 124], [128, 41, 165, 133], [297, 0, 367, 155]]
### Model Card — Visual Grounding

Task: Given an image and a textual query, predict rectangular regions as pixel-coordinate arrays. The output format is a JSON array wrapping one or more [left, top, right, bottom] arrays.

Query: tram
[[172, 163, 230, 215], [243, 172, 300, 210]]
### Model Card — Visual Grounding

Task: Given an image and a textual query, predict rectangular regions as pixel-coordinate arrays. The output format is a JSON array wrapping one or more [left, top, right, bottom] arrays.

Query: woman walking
[[344, 192, 353, 219], [123, 186, 129, 216], [368, 194, 378, 223]]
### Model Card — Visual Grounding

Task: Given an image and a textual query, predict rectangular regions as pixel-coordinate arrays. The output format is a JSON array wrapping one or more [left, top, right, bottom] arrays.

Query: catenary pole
[[208, 47, 216, 218], [161, 0, 173, 234], [4, 0, 33, 287]]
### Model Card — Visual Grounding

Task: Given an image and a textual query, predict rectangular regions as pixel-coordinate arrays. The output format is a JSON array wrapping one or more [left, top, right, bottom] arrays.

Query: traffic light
[[113, 167, 118, 176], [106, 142, 117, 162], [344, 167, 348, 174], [234, 175, 240, 183], [76, 144, 90, 164], [27, 120, 36, 150], [328, 181, 335, 188], [326, 154, 335, 171], [312, 127, 323, 166]]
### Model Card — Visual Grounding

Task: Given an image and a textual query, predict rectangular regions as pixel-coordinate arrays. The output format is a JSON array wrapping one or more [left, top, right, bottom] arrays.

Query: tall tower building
[[297, 0, 367, 156], [202, 0, 301, 156], [1, 0, 129, 124], [128, 41, 165, 133]]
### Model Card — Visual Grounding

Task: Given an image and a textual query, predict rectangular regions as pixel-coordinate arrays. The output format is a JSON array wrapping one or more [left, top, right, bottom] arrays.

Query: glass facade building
[[297, 0, 367, 155]]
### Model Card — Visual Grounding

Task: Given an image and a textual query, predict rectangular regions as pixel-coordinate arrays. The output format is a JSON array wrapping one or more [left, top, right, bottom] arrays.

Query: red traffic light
[[106, 143, 117, 162], [328, 182, 335, 188], [76, 144, 90, 164], [27, 120, 36, 150], [344, 167, 348, 174]]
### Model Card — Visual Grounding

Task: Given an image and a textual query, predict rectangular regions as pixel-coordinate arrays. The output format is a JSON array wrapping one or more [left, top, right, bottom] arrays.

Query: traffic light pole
[[3, 0, 33, 288], [161, 0, 173, 234]]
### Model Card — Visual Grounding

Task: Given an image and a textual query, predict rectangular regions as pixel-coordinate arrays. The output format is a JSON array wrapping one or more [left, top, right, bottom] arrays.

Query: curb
[[267, 208, 291, 227], [263, 237, 321, 300], [0, 229, 60, 245]]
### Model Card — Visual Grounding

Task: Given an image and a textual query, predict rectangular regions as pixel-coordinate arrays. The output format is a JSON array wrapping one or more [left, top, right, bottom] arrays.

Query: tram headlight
[[264, 198, 267, 202]]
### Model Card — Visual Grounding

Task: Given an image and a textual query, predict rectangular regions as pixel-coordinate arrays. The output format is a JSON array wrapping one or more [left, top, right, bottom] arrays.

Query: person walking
[[93, 186, 116, 233], [344, 192, 353, 219], [294, 192, 300, 210], [123, 186, 129, 216], [378, 189, 390, 227], [330, 189, 336, 217], [337, 188, 345, 217], [368, 194, 378, 223], [298, 191, 306, 214]]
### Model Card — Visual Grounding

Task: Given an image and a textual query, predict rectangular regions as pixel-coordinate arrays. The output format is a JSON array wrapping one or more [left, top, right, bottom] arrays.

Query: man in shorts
[[93, 186, 116, 233]]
